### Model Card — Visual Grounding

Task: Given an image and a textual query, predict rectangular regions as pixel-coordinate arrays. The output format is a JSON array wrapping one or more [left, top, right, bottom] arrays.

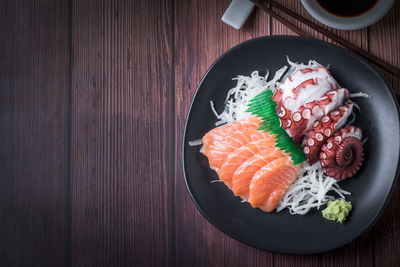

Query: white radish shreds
[[276, 162, 351, 215], [345, 111, 356, 126], [210, 68, 287, 126], [188, 139, 203, 146], [284, 57, 322, 79], [362, 137, 368, 145], [210, 57, 326, 126], [350, 92, 371, 98]]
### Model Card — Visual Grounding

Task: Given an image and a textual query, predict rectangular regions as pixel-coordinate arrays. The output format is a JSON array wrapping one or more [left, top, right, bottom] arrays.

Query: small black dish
[[182, 36, 400, 254]]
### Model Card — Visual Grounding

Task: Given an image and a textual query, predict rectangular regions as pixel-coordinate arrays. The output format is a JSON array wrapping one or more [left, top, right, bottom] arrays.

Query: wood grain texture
[[174, 0, 274, 266], [0, 0, 70, 266], [70, 0, 174, 266], [1, 0, 400, 266]]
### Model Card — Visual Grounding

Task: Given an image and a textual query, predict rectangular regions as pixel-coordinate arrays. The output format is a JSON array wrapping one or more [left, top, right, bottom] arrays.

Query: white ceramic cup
[[301, 0, 395, 30]]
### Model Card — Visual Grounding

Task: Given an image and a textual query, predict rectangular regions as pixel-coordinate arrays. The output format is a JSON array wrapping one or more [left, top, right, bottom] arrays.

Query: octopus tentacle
[[272, 65, 345, 145], [303, 103, 353, 164], [275, 89, 350, 146], [319, 126, 364, 179], [271, 64, 364, 171]]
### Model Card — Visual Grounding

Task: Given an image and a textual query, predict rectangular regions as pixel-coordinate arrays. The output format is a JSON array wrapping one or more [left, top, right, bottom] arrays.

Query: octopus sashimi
[[320, 125, 364, 179], [303, 103, 353, 163], [272, 66, 346, 145], [277, 88, 350, 144], [271, 63, 364, 179], [272, 66, 339, 113]]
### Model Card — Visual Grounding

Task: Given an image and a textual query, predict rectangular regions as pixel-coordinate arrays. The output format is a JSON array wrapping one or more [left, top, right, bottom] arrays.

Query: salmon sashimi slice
[[219, 138, 276, 189], [201, 116, 261, 151], [232, 149, 285, 200], [248, 157, 301, 212], [201, 128, 270, 172], [201, 117, 302, 213]]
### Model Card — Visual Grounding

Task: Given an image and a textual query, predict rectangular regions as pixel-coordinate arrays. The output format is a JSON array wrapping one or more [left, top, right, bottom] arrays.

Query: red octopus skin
[[276, 88, 350, 145], [319, 126, 364, 179], [271, 65, 363, 168], [302, 103, 353, 164], [272, 66, 338, 106]]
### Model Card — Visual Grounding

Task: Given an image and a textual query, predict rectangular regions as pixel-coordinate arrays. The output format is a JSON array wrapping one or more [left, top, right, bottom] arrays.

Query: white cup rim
[[301, 0, 395, 30]]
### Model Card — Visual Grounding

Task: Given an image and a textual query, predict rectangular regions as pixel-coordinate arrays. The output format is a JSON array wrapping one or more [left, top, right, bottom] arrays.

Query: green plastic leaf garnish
[[246, 90, 306, 165]]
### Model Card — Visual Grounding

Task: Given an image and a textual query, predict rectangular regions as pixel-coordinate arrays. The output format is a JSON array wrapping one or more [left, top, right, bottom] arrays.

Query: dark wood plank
[[70, 0, 174, 266], [2, 0, 399, 266], [0, 0, 70, 266], [174, 1, 275, 266], [369, 1, 400, 266]]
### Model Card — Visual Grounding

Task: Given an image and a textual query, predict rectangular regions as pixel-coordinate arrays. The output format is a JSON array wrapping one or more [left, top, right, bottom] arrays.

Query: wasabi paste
[[322, 199, 352, 223]]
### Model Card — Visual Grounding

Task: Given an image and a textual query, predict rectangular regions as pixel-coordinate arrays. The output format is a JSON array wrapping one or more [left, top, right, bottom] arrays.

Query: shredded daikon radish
[[210, 68, 287, 125], [348, 99, 361, 112], [210, 57, 325, 125], [346, 112, 356, 126], [188, 139, 203, 146], [350, 92, 371, 98], [348, 92, 371, 113], [362, 137, 368, 145], [276, 162, 350, 215], [286, 57, 322, 74]]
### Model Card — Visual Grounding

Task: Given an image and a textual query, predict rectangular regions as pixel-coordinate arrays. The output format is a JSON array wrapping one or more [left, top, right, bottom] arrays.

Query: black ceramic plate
[[182, 36, 400, 254]]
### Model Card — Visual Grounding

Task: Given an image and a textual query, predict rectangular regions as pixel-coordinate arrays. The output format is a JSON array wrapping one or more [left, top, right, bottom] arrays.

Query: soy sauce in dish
[[316, 0, 379, 17]]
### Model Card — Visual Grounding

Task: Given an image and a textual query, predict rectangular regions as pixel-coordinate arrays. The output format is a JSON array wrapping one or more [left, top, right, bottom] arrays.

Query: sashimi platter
[[183, 36, 400, 253], [192, 58, 366, 220]]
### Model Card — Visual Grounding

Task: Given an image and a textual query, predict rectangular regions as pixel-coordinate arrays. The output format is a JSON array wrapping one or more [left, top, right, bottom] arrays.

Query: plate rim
[[182, 35, 400, 255]]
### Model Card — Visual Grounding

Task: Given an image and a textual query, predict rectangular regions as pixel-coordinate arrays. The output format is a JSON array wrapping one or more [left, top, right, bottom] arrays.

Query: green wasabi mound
[[322, 199, 352, 224]]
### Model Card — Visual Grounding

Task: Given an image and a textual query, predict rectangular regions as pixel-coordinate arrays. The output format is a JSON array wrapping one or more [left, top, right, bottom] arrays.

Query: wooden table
[[1, 0, 399, 266]]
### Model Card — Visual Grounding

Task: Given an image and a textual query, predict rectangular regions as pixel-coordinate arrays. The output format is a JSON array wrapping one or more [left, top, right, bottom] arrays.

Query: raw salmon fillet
[[201, 117, 301, 212], [219, 138, 276, 189], [201, 123, 268, 172], [248, 157, 301, 212], [201, 116, 261, 151], [232, 149, 284, 201]]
